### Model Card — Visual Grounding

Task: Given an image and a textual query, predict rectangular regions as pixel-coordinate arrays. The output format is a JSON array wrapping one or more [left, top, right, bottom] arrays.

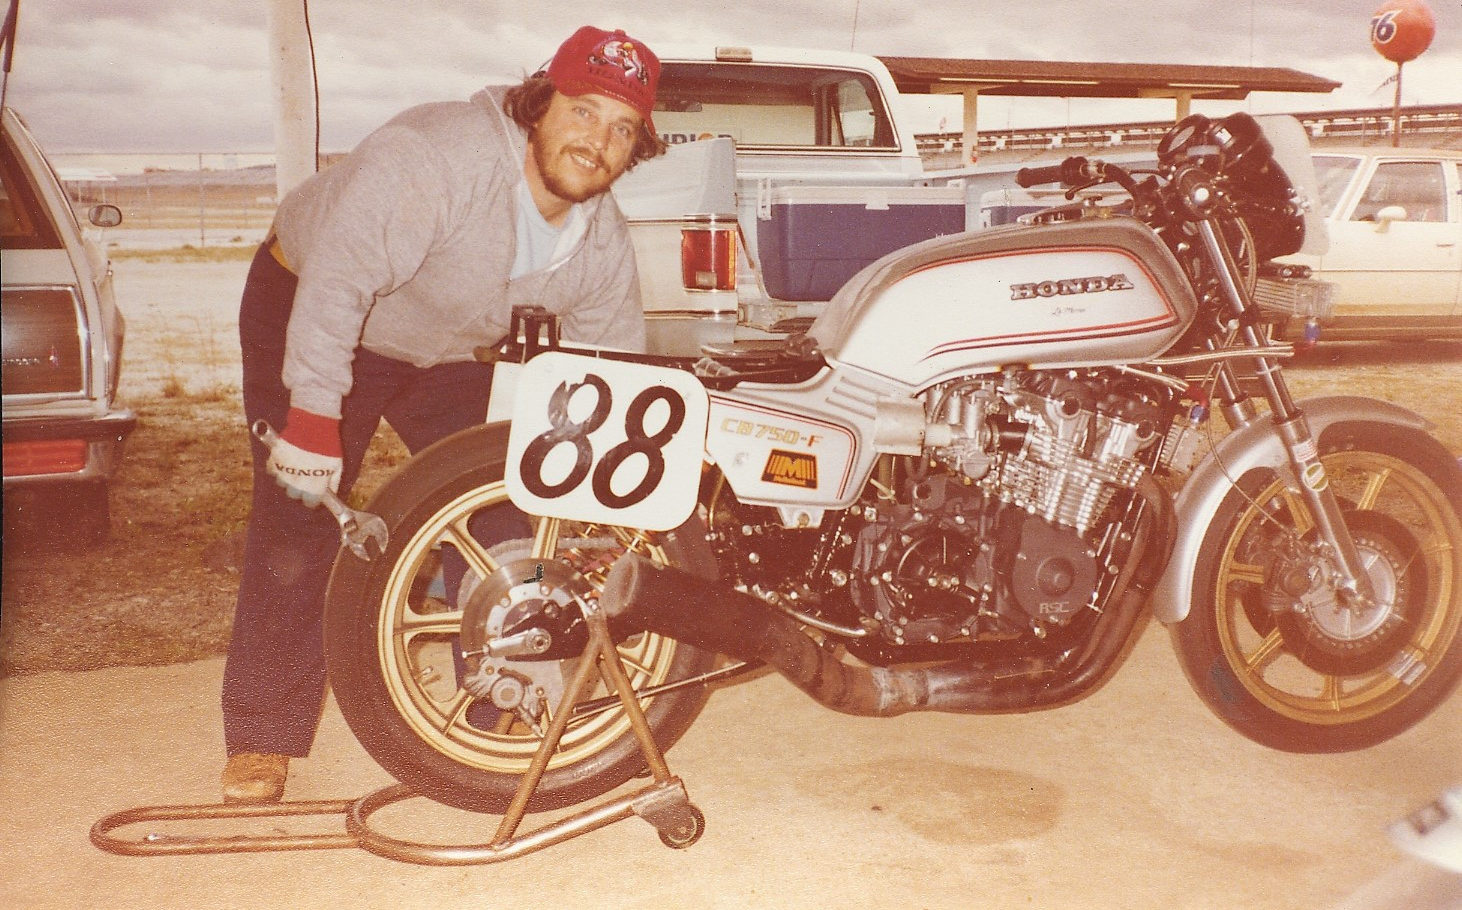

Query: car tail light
[[3, 439, 89, 477], [680, 216, 737, 292]]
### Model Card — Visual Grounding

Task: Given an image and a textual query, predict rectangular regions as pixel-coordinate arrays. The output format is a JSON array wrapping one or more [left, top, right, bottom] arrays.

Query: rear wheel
[[1173, 423, 1462, 751], [325, 423, 718, 812]]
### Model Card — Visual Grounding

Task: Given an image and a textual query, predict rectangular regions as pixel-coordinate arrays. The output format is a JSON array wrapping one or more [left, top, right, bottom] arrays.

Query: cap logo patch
[[591, 38, 650, 86]]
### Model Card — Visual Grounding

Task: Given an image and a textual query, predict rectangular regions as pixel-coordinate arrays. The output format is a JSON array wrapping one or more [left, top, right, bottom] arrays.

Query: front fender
[[1151, 396, 1433, 624]]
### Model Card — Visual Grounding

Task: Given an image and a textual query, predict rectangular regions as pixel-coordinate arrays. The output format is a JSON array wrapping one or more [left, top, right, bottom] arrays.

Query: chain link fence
[[55, 152, 288, 249]]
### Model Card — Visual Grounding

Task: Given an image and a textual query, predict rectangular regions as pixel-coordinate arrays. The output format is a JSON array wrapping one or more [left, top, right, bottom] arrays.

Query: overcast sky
[[5, 0, 1460, 154]]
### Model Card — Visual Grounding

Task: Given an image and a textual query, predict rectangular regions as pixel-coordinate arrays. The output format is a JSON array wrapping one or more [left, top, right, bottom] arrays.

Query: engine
[[847, 369, 1174, 649], [706, 368, 1178, 660], [925, 370, 1169, 535]]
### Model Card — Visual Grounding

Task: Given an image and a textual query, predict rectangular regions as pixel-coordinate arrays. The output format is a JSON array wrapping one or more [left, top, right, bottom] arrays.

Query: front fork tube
[[1268, 412, 1377, 606], [1195, 218, 1377, 606]]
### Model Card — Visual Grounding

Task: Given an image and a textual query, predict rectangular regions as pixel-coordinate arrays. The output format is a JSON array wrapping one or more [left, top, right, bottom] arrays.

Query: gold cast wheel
[[325, 423, 717, 812], [376, 481, 683, 774], [1174, 424, 1462, 752]]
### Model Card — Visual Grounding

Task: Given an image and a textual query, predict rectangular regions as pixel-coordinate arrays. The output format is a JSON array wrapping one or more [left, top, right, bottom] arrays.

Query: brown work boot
[[221, 752, 289, 804]]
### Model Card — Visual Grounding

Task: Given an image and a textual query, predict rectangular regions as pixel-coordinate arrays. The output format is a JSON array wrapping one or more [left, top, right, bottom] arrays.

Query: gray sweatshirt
[[272, 85, 646, 419]]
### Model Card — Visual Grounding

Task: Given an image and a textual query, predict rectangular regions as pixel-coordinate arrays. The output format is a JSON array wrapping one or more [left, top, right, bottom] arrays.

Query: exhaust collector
[[599, 554, 1143, 718], [599, 552, 928, 716]]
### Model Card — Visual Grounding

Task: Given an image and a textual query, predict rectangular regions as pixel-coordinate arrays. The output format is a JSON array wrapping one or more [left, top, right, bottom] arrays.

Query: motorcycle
[[322, 112, 1462, 827]]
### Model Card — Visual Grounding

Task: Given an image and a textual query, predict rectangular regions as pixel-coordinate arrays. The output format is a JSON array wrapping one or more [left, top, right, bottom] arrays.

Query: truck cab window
[[833, 78, 881, 147], [655, 63, 897, 151]]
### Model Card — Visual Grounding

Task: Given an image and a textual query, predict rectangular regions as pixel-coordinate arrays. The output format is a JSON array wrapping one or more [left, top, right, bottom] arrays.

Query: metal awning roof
[[876, 57, 1340, 101]]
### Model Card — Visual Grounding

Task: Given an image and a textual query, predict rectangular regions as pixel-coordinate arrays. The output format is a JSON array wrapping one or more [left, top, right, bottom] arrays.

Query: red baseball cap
[[545, 26, 660, 132]]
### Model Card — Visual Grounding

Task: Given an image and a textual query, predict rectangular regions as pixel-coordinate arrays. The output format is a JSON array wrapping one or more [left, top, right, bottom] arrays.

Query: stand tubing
[[90, 799, 357, 856], [91, 599, 704, 863]]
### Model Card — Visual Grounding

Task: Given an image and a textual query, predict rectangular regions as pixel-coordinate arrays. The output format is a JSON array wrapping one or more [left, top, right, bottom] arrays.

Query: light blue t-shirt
[[512, 178, 586, 279]]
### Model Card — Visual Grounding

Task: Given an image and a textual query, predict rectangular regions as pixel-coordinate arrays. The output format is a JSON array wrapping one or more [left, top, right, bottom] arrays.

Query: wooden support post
[[961, 88, 980, 166]]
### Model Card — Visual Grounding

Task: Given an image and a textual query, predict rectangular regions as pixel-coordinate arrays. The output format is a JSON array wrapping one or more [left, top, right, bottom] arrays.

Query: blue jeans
[[222, 243, 499, 757]]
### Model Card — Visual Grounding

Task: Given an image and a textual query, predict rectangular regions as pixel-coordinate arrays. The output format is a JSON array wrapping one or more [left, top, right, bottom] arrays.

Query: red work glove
[[266, 408, 343, 507]]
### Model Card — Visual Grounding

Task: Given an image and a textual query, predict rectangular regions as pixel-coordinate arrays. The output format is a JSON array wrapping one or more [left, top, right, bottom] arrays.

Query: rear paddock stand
[[91, 601, 706, 863]]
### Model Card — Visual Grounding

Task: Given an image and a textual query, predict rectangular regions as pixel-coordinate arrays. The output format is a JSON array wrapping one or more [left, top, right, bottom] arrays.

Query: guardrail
[[916, 104, 1462, 157]]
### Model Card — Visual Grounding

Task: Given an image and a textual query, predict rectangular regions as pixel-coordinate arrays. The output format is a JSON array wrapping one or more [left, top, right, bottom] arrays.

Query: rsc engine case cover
[[809, 217, 1198, 389]]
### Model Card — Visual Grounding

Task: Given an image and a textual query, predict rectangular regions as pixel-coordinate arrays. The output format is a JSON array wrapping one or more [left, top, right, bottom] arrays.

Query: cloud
[[4, 0, 1457, 152]]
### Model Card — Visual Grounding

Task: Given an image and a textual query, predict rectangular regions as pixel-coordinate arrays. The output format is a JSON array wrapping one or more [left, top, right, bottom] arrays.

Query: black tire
[[1172, 422, 1462, 752], [325, 422, 718, 813]]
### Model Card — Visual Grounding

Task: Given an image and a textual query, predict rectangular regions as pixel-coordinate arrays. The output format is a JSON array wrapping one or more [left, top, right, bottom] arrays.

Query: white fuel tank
[[810, 217, 1198, 389]]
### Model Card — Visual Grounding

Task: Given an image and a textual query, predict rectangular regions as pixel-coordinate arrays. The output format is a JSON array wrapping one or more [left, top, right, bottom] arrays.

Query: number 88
[[520, 375, 686, 510]]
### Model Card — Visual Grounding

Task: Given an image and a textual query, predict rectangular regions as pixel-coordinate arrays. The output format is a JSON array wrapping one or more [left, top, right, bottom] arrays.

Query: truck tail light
[[680, 216, 737, 292], [3, 439, 88, 477]]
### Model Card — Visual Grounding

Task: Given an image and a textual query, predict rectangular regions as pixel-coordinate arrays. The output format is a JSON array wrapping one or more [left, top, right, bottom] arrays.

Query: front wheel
[[325, 423, 719, 812], [1173, 423, 1462, 752]]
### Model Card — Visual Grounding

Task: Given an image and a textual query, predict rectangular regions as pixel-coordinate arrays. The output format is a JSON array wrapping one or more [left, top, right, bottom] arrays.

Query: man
[[221, 25, 665, 803]]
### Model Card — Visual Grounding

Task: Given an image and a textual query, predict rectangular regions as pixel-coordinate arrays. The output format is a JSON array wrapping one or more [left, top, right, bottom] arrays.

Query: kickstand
[[93, 593, 705, 863]]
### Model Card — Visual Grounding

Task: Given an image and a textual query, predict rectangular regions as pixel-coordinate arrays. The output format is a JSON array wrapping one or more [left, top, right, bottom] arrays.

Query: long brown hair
[[502, 75, 667, 169]]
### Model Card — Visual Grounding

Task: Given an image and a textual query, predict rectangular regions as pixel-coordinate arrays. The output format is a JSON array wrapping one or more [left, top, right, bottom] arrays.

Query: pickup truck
[[611, 45, 993, 357]]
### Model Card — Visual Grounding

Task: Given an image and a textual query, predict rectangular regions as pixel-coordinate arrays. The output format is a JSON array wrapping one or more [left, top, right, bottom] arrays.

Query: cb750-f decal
[[706, 396, 856, 505]]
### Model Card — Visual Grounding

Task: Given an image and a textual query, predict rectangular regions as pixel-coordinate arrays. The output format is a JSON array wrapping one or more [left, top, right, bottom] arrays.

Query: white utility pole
[[266, 0, 317, 199]]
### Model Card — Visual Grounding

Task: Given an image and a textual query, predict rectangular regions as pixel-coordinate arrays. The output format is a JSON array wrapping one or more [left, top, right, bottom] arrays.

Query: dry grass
[[1, 392, 248, 673], [0, 253, 407, 676], [0, 387, 409, 675], [109, 244, 259, 263], [1282, 341, 1462, 455]]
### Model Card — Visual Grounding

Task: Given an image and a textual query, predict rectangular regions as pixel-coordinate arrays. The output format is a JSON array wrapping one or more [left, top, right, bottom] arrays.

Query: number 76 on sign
[[504, 352, 710, 531]]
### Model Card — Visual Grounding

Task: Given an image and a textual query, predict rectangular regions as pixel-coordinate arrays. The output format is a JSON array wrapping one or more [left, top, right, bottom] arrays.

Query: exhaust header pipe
[[599, 475, 1173, 717]]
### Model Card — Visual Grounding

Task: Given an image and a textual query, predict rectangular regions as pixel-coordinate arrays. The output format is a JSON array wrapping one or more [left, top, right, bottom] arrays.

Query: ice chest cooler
[[757, 184, 968, 301]]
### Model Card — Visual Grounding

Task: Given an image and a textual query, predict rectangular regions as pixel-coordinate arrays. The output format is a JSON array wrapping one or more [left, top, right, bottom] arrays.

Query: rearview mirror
[[1373, 205, 1408, 230], [88, 204, 123, 228]]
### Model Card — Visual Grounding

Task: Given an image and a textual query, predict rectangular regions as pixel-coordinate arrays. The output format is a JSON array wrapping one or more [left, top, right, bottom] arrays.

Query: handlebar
[[1014, 163, 1066, 188], [1015, 156, 1097, 189], [1015, 156, 1145, 199]]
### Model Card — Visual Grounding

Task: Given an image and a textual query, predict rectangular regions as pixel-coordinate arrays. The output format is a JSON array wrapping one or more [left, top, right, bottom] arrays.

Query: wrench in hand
[[251, 420, 390, 561]]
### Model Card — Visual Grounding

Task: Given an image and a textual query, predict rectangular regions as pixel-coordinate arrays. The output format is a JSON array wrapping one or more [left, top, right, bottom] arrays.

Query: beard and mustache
[[529, 132, 626, 205]]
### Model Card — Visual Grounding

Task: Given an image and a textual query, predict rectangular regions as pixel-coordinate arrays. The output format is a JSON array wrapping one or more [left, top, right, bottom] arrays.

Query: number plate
[[505, 352, 709, 531]]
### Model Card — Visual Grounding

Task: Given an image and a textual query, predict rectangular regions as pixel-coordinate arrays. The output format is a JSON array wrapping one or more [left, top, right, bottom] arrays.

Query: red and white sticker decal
[[505, 352, 709, 531]]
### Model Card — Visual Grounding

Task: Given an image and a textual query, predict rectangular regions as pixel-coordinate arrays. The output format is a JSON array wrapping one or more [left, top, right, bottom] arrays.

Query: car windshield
[[1310, 155, 1361, 218], [655, 62, 897, 150]]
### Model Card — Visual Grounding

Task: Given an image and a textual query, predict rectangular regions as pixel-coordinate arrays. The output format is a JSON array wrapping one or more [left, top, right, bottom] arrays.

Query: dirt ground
[[1, 252, 1460, 676]]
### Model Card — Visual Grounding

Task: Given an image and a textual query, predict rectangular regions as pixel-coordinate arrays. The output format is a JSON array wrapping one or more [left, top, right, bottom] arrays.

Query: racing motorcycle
[[321, 112, 1462, 828]]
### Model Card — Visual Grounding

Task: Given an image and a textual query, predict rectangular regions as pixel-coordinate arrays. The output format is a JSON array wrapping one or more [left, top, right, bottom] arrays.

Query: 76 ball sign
[[504, 352, 709, 531]]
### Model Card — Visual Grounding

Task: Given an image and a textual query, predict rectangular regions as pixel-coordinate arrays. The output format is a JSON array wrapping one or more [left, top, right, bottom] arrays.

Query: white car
[[2, 107, 134, 541], [1282, 147, 1462, 341]]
